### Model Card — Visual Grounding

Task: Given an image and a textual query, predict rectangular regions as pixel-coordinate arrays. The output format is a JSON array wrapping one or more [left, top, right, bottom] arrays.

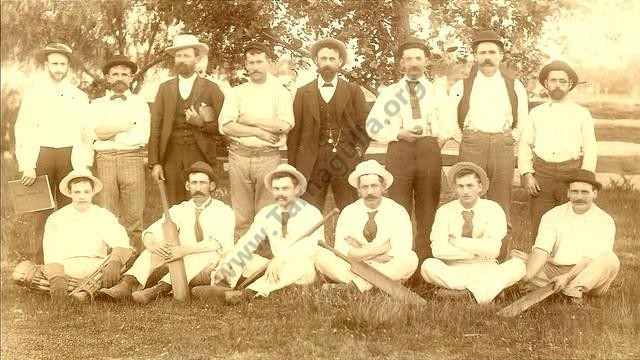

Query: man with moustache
[[99, 161, 235, 304], [86, 55, 150, 253], [287, 38, 370, 212], [366, 37, 456, 267], [219, 42, 294, 238], [14, 43, 91, 263], [314, 160, 418, 292], [519, 61, 597, 241], [149, 34, 225, 205], [449, 30, 529, 259], [512, 169, 619, 304], [421, 162, 525, 304]]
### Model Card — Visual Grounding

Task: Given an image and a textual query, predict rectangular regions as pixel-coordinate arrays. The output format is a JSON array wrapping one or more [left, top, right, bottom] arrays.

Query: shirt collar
[[317, 76, 338, 89], [476, 70, 502, 82], [402, 74, 429, 84], [106, 89, 133, 98], [191, 197, 213, 210], [455, 198, 481, 213]]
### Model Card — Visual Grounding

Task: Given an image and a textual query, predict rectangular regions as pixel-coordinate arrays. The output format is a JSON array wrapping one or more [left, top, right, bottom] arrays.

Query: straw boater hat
[[396, 36, 430, 58], [166, 34, 209, 56], [38, 42, 74, 63], [102, 54, 138, 75], [347, 160, 394, 190], [447, 162, 490, 196], [59, 168, 103, 198], [471, 30, 504, 51], [186, 161, 217, 184], [264, 163, 308, 195], [563, 168, 602, 190], [310, 38, 347, 62], [538, 60, 579, 91]]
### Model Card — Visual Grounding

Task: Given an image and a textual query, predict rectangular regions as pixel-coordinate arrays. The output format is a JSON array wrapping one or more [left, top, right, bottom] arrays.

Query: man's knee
[[420, 257, 444, 282]]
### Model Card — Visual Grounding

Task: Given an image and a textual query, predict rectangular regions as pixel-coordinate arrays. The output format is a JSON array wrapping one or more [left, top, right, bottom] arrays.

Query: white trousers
[[242, 254, 317, 297], [421, 258, 526, 304], [125, 250, 220, 287], [62, 257, 107, 279], [314, 248, 419, 292], [510, 250, 620, 298]]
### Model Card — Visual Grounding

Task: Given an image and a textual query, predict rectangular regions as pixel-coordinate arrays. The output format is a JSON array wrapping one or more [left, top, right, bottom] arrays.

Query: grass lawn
[[1, 158, 639, 359]]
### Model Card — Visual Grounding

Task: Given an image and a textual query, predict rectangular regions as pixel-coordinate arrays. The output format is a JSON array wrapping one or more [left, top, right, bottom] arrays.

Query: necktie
[[322, 82, 334, 87], [407, 81, 421, 119], [461, 210, 474, 238], [281, 211, 291, 237], [194, 208, 204, 242], [110, 94, 127, 101], [363, 210, 378, 242]]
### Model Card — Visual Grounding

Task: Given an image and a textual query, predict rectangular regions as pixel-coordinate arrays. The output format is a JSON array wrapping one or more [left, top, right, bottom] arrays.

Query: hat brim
[[264, 167, 308, 195], [165, 43, 209, 57], [310, 39, 347, 62], [59, 173, 103, 198], [347, 167, 394, 191], [563, 177, 602, 191], [447, 162, 490, 196], [102, 60, 138, 75], [538, 62, 578, 91], [38, 49, 76, 64]]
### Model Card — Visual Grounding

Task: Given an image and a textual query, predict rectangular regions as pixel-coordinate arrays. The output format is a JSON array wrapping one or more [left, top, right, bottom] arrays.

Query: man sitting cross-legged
[[99, 161, 235, 304], [511, 169, 619, 304], [314, 160, 418, 292], [194, 163, 325, 304], [421, 162, 526, 304]]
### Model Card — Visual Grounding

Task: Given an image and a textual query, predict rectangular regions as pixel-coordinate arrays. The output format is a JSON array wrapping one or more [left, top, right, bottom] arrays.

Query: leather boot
[[132, 281, 172, 305], [99, 275, 140, 301]]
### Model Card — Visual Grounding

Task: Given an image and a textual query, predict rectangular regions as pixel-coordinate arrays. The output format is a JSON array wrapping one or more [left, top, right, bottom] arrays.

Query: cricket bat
[[318, 242, 427, 306], [497, 283, 555, 317], [157, 180, 191, 302]]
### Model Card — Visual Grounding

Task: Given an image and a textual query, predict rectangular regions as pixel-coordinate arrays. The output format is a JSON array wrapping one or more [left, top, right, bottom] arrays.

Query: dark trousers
[[459, 129, 514, 260], [386, 137, 441, 262], [163, 142, 209, 206], [303, 145, 358, 211], [31, 146, 73, 263], [529, 156, 581, 241]]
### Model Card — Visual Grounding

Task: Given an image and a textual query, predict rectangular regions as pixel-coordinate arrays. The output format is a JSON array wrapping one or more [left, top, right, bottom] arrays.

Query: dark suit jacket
[[148, 77, 225, 166], [287, 78, 371, 179]]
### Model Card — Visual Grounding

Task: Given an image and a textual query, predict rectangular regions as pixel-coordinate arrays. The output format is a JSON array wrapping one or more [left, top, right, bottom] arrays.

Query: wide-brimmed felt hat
[[347, 160, 394, 190], [310, 38, 347, 62], [264, 163, 307, 194], [447, 162, 490, 196], [38, 42, 74, 63], [166, 34, 209, 56], [471, 30, 504, 51], [396, 36, 430, 58], [186, 161, 217, 183], [538, 60, 579, 91], [102, 54, 138, 75], [563, 168, 601, 190], [59, 168, 103, 198]]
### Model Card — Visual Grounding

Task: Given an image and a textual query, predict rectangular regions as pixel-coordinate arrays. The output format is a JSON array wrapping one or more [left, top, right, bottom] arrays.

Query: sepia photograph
[[1, 0, 638, 358]]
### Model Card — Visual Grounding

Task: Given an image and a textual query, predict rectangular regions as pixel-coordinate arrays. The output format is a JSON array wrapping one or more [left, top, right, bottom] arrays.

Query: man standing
[[218, 42, 295, 238], [315, 160, 418, 292], [14, 43, 91, 263], [87, 55, 150, 253], [99, 162, 235, 304], [209, 164, 324, 303], [366, 37, 455, 264], [149, 34, 225, 205], [449, 30, 529, 259], [287, 38, 370, 211], [513, 169, 619, 304], [15, 169, 133, 302], [519, 61, 597, 240], [421, 162, 525, 304]]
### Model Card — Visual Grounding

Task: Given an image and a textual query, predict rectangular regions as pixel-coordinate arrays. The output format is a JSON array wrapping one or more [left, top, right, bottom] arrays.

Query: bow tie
[[322, 82, 334, 87], [110, 94, 127, 101]]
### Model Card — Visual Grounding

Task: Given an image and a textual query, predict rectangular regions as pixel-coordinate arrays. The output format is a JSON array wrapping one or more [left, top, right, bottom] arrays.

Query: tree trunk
[[391, 0, 411, 42]]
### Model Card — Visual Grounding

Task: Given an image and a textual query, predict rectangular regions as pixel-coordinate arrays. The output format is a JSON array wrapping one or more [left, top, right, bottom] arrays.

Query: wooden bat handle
[[156, 180, 172, 221]]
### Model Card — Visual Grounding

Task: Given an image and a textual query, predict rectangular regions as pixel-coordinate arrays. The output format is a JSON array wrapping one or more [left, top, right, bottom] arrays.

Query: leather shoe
[[132, 281, 172, 305]]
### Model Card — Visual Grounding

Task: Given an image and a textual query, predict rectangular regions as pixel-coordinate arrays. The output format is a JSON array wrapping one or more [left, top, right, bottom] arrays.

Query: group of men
[[13, 29, 619, 306]]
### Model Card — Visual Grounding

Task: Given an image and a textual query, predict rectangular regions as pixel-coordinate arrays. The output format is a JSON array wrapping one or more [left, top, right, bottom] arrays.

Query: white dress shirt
[[14, 75, 90, 171], [334, 197, 413, 258], [449, 71, 529, 141], [534, 202, 615, 265], [88, 90, 151, 152], [518, 100, 597, 175], [218, 74, 295, 148], [366, 75, 457, 144], [430, 198, 507, 262], [178, 73, 198, 99], [317, 76, 338, 103]]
